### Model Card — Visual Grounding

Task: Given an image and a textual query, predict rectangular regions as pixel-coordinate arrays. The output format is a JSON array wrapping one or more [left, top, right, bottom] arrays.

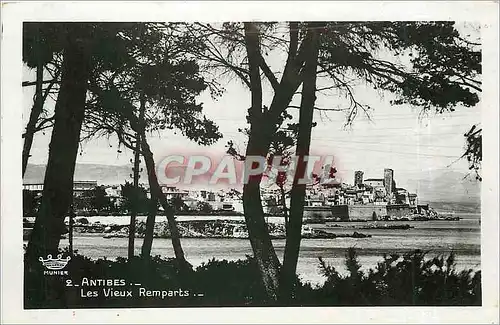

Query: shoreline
[[23, 213, 479, 241], [72, 220, 374, 240]]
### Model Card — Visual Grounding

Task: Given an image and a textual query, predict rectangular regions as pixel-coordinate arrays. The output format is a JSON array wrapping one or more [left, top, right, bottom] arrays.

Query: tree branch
[[287, 105, 346, 112], [244, 22, 264, 121], [22, 79, 57, 87], [259, 55, 279, 91]]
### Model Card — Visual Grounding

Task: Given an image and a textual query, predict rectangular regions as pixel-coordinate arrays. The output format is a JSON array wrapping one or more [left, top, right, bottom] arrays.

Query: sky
[[22, 22, 482, 202]]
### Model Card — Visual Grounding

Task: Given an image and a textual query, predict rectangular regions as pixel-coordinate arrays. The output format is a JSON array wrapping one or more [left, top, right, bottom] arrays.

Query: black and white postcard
[[1, 1, 498, 323]]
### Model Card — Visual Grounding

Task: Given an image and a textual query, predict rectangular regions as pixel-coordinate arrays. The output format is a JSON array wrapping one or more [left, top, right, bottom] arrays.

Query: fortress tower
[[384, 168, 394, 194], [354, 170, 364, 187]]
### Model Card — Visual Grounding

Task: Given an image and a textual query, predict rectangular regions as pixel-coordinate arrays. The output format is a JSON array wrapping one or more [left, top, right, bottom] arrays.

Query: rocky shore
[[328, 223, 415, 230], [70, 219, 371, 240]]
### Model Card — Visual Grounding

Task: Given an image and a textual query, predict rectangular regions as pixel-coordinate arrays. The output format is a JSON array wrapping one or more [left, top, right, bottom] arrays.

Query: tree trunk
[[279, 24, 321, 301], [22, 62, 44, 176], [119, 90, 188, 267], [26, 32, 91, 261], [140, 195, 158, 258], [243, 133, 282, 302], [240, 21, 318, 301], [242, 186, 281, 301], [139, 138, 187, 266], [242, 22, 282, 301], [127, 96, 145, 260], [279, 185, 289, 231], [23, 65, 60, 177], [139, 96, 159, 259], [127, 134, 140, 260]]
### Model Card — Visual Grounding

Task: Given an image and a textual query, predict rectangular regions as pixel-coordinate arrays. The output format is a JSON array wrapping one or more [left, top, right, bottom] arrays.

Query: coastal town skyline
[[23, 164, 481, 207], [24, 160, 481, 204], [23, 70, 481, 204], [22, 166, 464, 222]]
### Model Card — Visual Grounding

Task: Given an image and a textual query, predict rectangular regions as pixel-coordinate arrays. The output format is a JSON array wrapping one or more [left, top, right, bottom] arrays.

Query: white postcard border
[[1, 1, 498, 324]]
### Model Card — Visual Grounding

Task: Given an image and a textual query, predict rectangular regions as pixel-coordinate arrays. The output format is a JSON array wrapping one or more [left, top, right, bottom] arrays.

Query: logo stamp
[[39, 254, 71, 275]]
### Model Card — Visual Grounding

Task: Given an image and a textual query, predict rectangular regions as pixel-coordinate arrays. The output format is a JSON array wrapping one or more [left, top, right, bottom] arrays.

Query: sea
[[27, 214, 481, 285]]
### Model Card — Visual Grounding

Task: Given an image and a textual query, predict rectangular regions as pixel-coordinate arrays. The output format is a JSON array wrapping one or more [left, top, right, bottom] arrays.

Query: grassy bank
[[24, 248, 480, 308]]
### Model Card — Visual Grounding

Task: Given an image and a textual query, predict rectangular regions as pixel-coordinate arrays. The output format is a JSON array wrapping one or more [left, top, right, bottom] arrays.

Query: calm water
[[35, 214, 481, 285]]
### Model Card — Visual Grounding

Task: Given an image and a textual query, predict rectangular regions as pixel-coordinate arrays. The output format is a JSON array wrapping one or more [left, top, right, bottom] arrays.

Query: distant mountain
[[24, 163, 149, 185], [420, 201, 481, 214], [403, 170, 480, 206]]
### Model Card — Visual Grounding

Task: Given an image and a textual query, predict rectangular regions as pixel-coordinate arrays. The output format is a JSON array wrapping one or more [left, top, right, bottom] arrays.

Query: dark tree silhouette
[[280, 22, 322, 300], [23, 190, 40, 217], [191, 21, 481, 301], [82, 23, 222, 261], [25, 23, 157, 261], [25, 25, 92, 262], [462, 124, 482, 180], [120, 182, 149, 214]]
